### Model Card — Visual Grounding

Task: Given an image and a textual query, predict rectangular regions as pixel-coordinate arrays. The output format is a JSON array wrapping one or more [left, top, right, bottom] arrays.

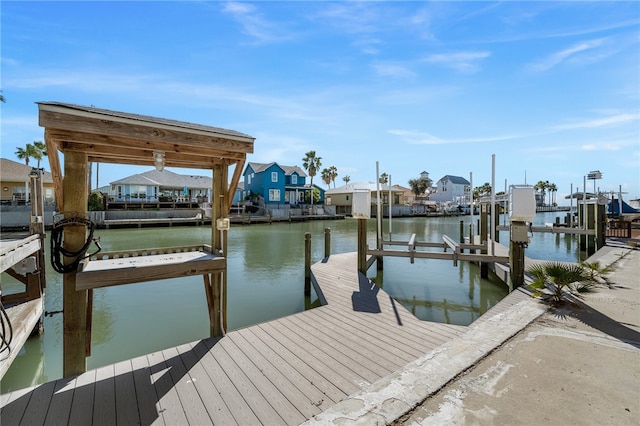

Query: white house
[[429, 175, 471, 205], [325, 181, 404, 215]]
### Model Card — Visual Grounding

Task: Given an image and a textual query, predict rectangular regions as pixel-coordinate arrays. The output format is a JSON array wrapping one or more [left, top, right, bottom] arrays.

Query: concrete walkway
[[305, 243, 640, 425]]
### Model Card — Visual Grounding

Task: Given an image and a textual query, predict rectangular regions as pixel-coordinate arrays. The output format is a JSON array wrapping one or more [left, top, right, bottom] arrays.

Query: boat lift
[[358, 158, 536, 288]]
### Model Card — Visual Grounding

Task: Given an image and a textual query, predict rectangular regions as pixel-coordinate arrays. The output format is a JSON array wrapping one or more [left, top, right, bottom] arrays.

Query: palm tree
[[32, 140, 47, 168], [408, 177, 431, 199], [473, 182, 492, 200], [379, 172, 389, 184], [328, 165, 338, 188], [302, 151, 322, 207], [535, 180, 547, 206], [15, 144, 38, 166], [527, 261, 593, 303], [548, 183, 557, 206], [321, 168, 332, 188], [342, 175, 351, 185], [302, 151, 322, 187]]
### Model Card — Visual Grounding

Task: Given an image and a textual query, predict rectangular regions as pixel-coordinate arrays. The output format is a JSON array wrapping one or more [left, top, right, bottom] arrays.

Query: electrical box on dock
[[509, 185, 536, 222], [352, 189, 371, 219]]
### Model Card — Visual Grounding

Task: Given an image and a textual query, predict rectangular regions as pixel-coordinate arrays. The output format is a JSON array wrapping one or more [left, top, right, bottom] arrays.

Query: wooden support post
[[62, 150, 88, 377], [509, 221, 527, 288], [212, 272, 223, 336], [494, 207, 500, 243], [304, 233, 311, 296], [357, 219, 368, 274], [86, 289, 93, 357], [29, 168, 46, 292], [209, 163, 229, 336], [509, 242, 525, 288], [480, 203, 489, 278], [203, 274, 216, 337], [596, 204, 606, 251], [324, 227, 331, 259]]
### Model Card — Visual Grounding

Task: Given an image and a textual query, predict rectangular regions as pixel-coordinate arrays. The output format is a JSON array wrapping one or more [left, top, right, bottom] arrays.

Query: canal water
[[1, 212, 581, 392]]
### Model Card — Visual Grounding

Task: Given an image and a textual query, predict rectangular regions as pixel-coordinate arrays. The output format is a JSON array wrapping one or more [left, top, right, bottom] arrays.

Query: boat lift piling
[[356, 158, 540, 290]]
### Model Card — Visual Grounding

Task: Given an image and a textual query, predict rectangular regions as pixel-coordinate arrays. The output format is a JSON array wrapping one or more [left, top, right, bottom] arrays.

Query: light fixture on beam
[[153, 150, 165, 171]]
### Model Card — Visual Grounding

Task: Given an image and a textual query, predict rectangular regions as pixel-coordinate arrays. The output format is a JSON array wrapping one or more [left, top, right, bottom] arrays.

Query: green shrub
[[88, 191, 104, 211]]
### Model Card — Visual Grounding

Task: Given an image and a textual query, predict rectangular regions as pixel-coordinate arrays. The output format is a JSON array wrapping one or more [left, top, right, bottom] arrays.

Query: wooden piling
[[62, 150, 88, 377], [304, 233, 311, 296], [479, 203, 489, 278], [357, 219, 368, 274], [509, 241, 525, 287], [324, 227, 331, 259]]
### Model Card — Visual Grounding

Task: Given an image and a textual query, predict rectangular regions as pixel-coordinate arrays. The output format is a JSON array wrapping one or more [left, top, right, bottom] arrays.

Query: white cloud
[[423, 51, 491, 73], [221, 1, 293, 44], [529, 38, 606, 72], [372, 62, 416, 78], [552, 113, 640, 131], [388, 129, 521, 145]]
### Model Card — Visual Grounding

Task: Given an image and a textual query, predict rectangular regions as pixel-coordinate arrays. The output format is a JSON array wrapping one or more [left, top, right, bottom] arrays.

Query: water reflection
[[1, 211, 582, 392]]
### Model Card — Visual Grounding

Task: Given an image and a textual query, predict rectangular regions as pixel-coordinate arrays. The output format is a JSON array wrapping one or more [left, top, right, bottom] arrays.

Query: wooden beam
[[40, 110, 254, 154], [227, 159, 245, 212], [44, 130, 64, 211], [62, 150, 88, 377], [52, 131, 248, 160]]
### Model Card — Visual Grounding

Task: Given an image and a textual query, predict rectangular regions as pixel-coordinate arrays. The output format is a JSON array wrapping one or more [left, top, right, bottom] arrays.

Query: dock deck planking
[[68, 368, 97, 425], [0, 250, 532, 425], [240, 326, 346, 407], [216, 336, 305, 425], [130, 354, 164, 426], [92, 363, 116, 426], [43, 376, 75, 425], [224, 331, 320, 420], [147, 350, 189, 426], [161, 345, 213, 426], [210, 337, 287, 425], [189, 339, 262, 425]]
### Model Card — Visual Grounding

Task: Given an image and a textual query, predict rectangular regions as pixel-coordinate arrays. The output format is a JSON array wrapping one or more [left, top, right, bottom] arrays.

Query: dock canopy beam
[[38, 102, 254, 377]]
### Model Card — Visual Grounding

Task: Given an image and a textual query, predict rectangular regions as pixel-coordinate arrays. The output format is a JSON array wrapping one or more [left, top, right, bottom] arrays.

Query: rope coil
[[50, 213, 102, 274]]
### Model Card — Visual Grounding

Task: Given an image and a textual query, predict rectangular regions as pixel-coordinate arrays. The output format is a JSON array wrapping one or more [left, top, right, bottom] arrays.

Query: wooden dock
[[1, 235, 45, 380], [0, 252, 475, 425]]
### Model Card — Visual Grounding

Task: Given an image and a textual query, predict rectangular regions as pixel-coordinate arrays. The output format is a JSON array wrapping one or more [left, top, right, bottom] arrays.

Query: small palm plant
[[526, 262, 594, 303], [580, 261, 613, 287]]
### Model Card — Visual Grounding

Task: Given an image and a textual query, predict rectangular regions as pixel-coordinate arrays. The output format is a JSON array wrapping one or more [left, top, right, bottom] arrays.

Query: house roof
[[110, 169, 212, 189], [392, 184, 412, 191], [325, 181, 403, 194], [0, 158, 54, 183], [280, 165, 307, 177], [38, 102, 254, 210], [438, 175, 470, 185], [246, 162, 307, 177]]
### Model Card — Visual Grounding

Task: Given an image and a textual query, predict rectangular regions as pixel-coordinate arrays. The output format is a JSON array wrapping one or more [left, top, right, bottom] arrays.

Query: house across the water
[[242, 162, 325, 207], [429, 175, 472, 208], [104, 169, 212, 209]]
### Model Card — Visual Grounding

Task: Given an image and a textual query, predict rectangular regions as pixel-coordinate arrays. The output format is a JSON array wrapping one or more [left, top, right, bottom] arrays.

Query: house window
[[269, 189, 280, 201], [248, 174, 252, 185], [130, 185, 147, 199], [271, 172, 278, 183], [292, 174, 297, 184]]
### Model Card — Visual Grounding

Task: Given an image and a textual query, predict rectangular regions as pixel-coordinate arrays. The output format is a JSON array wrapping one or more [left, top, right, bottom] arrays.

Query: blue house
[[242, 162, 324, 205]]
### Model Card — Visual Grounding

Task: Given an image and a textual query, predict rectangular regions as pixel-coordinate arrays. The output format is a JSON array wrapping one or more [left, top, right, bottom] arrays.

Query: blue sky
[[2, 1, 639, 204]]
